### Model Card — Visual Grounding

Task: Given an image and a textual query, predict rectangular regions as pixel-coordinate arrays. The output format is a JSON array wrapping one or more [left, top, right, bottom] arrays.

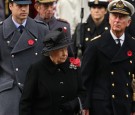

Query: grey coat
[[0, 15, 49, 115]]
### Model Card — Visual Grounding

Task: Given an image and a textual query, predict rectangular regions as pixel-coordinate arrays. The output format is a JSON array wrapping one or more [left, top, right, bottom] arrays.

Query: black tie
[[116, 39, 121, 48], [18, 25, 24, 34]]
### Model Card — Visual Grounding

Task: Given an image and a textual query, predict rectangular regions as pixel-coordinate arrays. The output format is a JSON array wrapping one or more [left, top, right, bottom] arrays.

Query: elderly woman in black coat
[[19, 28, 85, 115]]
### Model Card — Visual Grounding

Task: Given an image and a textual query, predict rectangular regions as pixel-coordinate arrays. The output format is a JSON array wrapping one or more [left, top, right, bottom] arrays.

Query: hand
[[82, 109, 89, 115]]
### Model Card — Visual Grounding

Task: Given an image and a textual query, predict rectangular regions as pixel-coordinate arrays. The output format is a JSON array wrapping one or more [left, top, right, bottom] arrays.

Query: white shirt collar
[[110, 30, 125, 41], [12, 17, 27, 28]]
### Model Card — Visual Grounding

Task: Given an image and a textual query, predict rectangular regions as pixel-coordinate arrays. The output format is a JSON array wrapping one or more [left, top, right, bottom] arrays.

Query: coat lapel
[[11, 29, 36, 54], [3, 16, 39, 54], [98, 31, 119, 59], [98, 31, 135, 63], [111, 34, 135, 63]]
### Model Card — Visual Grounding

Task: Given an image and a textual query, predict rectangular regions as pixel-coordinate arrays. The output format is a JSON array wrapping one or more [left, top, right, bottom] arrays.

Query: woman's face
[[49, 47, 68, 64]]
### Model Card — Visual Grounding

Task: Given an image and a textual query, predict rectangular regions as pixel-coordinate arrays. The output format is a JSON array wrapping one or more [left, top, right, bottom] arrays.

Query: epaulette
[[132, 36, 135, 40], [90, 35, 101, 41], [0, 21, 3, 25], [34, 19, 48, 26], [57, 18, 69, 23]]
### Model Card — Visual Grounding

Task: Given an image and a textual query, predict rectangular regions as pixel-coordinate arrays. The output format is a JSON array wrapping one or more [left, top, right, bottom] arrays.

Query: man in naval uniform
[[73, 0, 110, 57], [34, 0, 74, 56], [0, 0, 49, 115], [81, 0, 135, 115]]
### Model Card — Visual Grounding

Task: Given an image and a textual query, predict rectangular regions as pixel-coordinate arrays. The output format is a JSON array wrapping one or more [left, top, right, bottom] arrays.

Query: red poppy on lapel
[[28, 39, 35, 46], [127, 50, 132, 57], [70, 57, 81, 67]]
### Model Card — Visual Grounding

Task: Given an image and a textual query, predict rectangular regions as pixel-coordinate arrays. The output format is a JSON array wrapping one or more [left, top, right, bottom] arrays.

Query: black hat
[[42, 28, 73, 56], [9, 0, 32, 4], [88, 0, 109, 8], [108, 0, 135, 16]]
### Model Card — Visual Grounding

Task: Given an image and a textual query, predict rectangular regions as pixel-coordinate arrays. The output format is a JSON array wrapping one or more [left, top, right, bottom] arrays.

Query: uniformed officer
[[0, 0, 49, 115], [81, 0, 135, 115], [73, 0, 109, 58], [34, 0, 74, 56]]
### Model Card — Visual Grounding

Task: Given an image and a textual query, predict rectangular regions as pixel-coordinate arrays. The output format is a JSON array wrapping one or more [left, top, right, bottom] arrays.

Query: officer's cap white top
[[108, 0, 135, 16]]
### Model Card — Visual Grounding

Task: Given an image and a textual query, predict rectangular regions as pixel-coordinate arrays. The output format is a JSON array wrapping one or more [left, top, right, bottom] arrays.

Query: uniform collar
[[12, 17, 27, 28]]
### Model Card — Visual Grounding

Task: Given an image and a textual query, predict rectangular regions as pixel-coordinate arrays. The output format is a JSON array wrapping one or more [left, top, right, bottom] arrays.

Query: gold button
[[87, 28, 90, 31], [130, 60, 132, 64], [126, 83, 129, 86], [112, 95, 115, 99], [112, 83, 115, 87], [128, 72, 131, 76], [111, 72, 114, 75], [126, 94, 129, 98], [105, 27, 108, 30], [85, 37, 89, 41]]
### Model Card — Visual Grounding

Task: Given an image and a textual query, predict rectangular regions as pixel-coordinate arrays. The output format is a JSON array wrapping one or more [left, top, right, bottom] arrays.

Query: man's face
[[109, 13, 131, 33], [90, 6, 107, 20], [9, 3, 29, 23], [37, 2, 54, 20]]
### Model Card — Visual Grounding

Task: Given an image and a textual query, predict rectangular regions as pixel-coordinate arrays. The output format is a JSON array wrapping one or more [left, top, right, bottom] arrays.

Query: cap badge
[[94, 0, 99, 4], [116, 1, 124, 8]]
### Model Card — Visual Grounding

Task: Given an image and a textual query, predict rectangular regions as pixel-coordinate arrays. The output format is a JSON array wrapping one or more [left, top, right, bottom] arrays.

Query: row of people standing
[[0, 0, 83, 115]]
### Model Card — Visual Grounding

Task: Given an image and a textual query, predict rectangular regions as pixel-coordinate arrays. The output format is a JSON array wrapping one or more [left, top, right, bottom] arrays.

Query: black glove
[[61, 98, 79, 112]]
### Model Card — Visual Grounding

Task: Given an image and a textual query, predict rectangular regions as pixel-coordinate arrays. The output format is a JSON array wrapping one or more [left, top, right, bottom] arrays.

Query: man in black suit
[[81, 0, 135, 115]]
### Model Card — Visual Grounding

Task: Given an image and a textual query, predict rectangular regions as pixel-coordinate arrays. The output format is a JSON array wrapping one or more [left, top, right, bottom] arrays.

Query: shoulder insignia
[[90, 35, 101, 41], [34, 19, 48, 26], [0, 21, 3, 25], [132, 37, 135, 40], [57, 18, 69, 23]]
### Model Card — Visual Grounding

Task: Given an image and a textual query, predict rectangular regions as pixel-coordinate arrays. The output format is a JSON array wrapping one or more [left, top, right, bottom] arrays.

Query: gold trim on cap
[[94, 0, 99, 4], [116, 1, 124, 8]]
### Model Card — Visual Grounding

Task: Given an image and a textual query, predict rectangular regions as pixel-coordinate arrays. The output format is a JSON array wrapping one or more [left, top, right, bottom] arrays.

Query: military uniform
[[0, 15, 49, 115], [74, 15, 109, 55], [81, 30, 135, 115], [81, 0, 135, 115], [35, 15, 71, 39]]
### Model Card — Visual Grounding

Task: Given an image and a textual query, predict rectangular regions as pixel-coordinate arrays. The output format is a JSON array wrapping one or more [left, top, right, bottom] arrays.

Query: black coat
[[20, 57, 84, 115], [73, 15, 110, 55], [81, 30, 135, 115]]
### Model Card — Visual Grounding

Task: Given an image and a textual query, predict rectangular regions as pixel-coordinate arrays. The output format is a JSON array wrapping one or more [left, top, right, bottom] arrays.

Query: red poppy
[[70, 57, 81, 67], [28, 39, 35, 46], [127, 50, 132, 57]]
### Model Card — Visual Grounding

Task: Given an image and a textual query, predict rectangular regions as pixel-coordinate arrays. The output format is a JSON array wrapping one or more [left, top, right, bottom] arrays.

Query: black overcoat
[[81, 30, 135, 115], [20, 57, 84, 115]]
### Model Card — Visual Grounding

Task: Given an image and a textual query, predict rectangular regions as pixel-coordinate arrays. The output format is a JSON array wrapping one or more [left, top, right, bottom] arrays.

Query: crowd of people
[[0, 0, 135, 115]]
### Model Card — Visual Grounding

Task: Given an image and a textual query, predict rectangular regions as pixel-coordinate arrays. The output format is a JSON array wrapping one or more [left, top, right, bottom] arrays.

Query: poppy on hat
[[9, 0, 32, 4], [42, 28, 73, 56], [108, 0, 135, 16], [88, 0, 109, 8]]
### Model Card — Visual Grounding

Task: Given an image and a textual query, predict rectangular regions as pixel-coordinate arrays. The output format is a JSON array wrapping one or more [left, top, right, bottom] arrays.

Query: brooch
[[69, 57, 81, 69]]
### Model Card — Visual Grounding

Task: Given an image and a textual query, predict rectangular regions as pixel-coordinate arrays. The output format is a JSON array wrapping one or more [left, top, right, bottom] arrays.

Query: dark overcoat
[[0, 15, 49, 115], [81, 30, 135, 115], [19, 57, 83, 115]]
